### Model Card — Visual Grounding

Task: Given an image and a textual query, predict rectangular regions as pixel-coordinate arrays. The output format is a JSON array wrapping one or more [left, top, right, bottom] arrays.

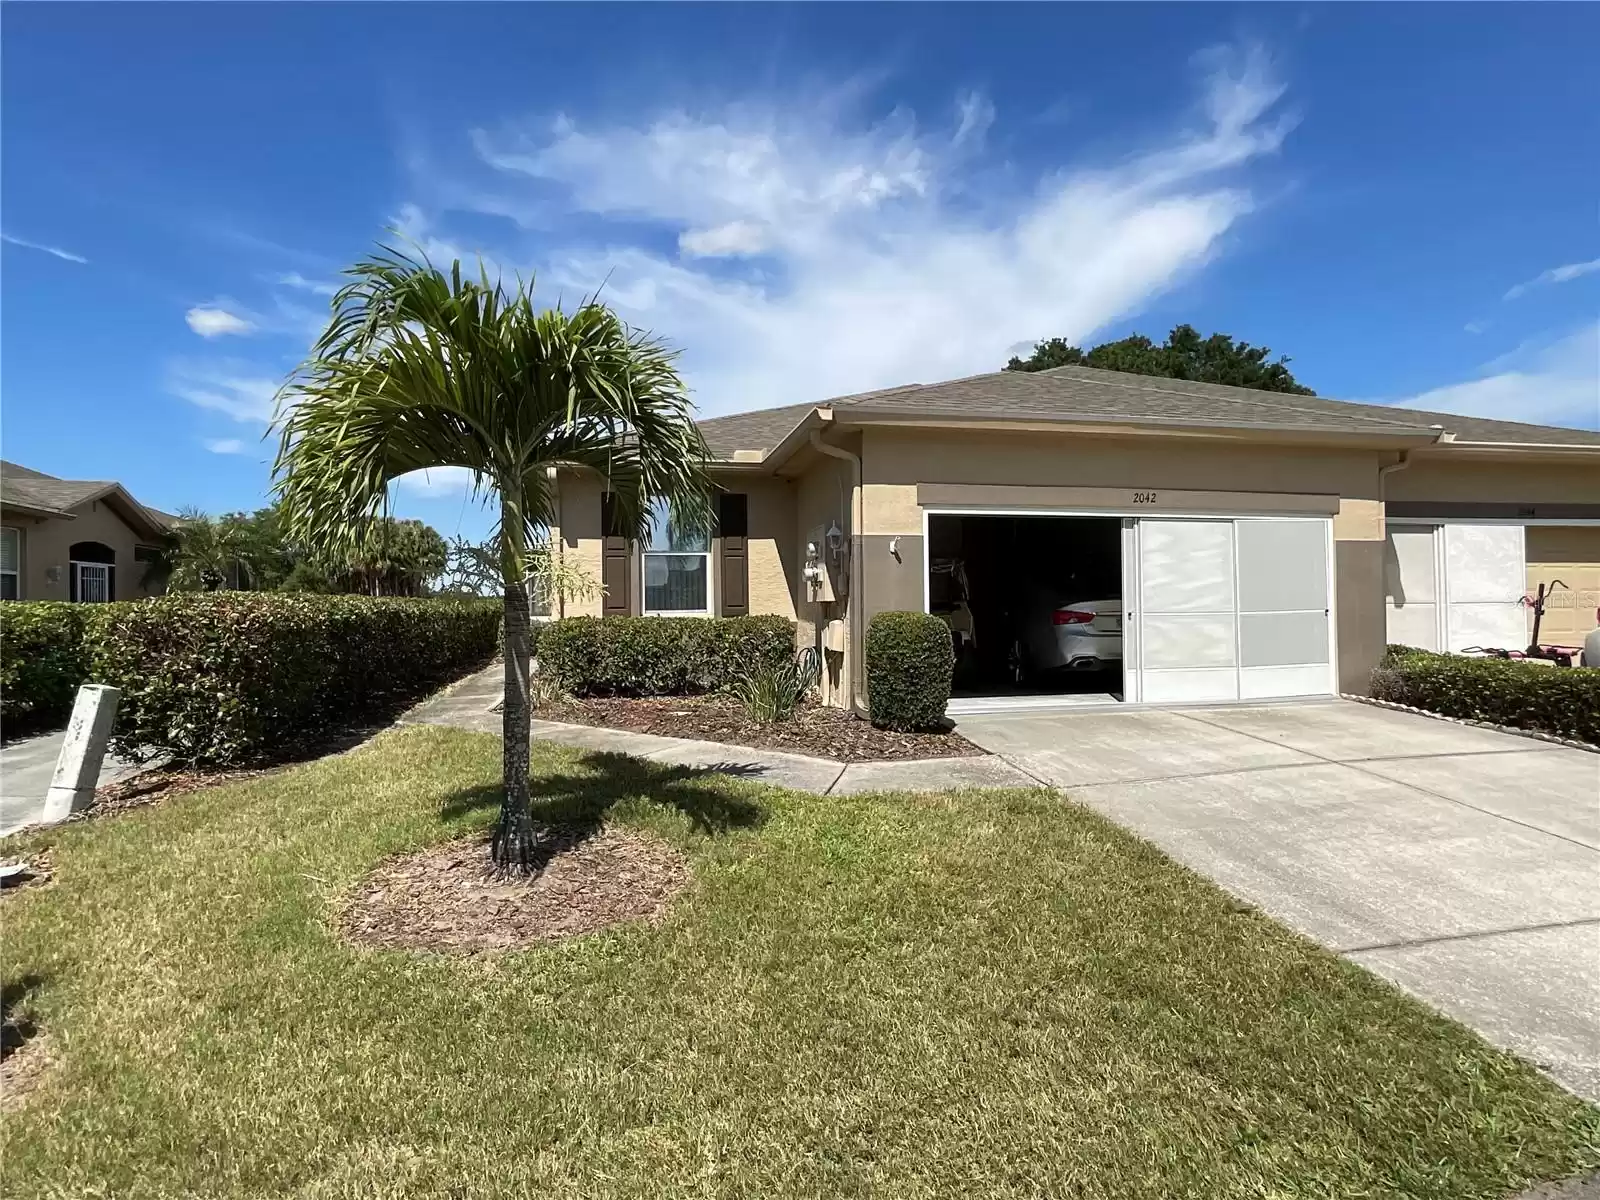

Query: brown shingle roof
[[0, 461, 174, 533], [695, 364, 1600, 459]]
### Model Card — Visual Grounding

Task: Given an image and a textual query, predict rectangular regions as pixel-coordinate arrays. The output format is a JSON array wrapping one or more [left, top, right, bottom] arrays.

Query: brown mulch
[[76, 765, 278, 824], [0, 849, 54, 900], [535, 695, 984, 762], [339, 828, 689, 954]]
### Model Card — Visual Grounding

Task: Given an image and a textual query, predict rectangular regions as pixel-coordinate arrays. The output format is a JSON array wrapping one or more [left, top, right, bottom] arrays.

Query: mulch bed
[[74, 765, 279, 825], [534, 695, 984, 762], [0, 849, 54, 901], [339, 828, 689, 954]]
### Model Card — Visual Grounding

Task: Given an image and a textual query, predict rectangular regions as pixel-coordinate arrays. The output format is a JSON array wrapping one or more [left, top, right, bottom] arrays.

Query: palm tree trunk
[[491, 499, 537, 876]]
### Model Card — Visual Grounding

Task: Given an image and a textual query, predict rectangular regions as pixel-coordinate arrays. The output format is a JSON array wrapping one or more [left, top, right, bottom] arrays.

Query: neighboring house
[[0, 461, 175, 602], [552, 364, 1600, 712]]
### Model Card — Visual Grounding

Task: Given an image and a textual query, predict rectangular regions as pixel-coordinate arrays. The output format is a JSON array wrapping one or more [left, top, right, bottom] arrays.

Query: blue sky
[[4, 3, 1597, 544]]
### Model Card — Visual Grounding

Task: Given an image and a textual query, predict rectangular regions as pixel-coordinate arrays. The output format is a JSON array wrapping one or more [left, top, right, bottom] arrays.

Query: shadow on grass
[[2, 975, 45, 1059], [439, 750, 768, 868]]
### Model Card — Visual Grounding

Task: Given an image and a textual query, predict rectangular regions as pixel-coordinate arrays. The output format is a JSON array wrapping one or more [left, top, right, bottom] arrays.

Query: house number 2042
[[1132, 491, 1158, 504]]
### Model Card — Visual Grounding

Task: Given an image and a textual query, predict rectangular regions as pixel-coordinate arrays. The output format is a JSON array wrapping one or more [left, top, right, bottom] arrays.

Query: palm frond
[[272, 246, 710, 577]]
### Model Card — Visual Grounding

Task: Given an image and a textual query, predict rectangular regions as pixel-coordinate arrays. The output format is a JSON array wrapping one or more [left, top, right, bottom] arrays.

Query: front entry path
[[402, 665, 1035, 797], [957, 700, 1600, 1102], [1, 729, 140, 838]]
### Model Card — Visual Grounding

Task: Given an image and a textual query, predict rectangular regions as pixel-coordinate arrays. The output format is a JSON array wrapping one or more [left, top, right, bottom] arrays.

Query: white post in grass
[[41, 685, 121, 824]]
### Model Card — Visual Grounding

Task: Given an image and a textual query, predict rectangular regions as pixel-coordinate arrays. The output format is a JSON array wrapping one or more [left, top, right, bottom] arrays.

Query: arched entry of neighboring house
[[69, 541, 116, 603]]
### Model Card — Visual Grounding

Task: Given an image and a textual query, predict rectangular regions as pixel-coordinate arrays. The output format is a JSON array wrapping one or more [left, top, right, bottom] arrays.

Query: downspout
[[809, 429, 868, 717], [1378, 448, 1414, 498]]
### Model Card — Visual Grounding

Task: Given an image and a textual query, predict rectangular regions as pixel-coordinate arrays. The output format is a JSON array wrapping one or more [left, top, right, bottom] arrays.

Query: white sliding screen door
[[1235, 519, 1331, 699], [1135, 516, 1335, 704], [1444, 524, 1527, 652], [1384, 525, 1442, 651], [1137, 519, 1239, 703]]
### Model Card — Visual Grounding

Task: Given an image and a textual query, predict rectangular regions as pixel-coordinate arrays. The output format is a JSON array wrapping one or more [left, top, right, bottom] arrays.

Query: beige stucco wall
[[556, 471, 607, 617], [3, 500, 163, 602], [743, 475, 799, 621], [862, 427, 1385, 501], [793, 449, 854, 648], [1387, 457, 1600, 505], [1526, 526, 1600, 647]]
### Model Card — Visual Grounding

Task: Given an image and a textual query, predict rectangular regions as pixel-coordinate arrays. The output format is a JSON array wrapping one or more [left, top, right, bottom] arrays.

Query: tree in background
[[1004, 324, 1315, 395], [164, 504, 450, 596], [273, 247, 710, 876], [164, 508, 257, 592]]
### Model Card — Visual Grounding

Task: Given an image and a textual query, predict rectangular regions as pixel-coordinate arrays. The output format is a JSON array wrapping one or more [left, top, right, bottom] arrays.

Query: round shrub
[[865, 610, 955, 731]]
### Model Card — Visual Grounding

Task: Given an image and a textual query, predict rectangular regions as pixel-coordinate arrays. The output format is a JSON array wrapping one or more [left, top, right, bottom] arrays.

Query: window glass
[[644, 554, 708, 613], [643, 497, 709, 553], [0, 527, 17, 575]]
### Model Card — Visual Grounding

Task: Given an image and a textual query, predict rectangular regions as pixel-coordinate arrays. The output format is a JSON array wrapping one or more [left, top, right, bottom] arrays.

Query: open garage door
[[1133, 517, 1333, 703]]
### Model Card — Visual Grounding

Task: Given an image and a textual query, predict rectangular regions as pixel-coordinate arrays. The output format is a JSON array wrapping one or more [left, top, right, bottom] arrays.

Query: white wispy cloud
[[1503, 258, 1600, 301], [277, 271, 338, 297], [1, 232, 87, 264], [186, 306, 257, 338], [411, 43, 1293, 417], [1390, 325, 1599, 431], [203, 437, 248, 455], [168, 361, 282, 423], [1463, 319, 1488, 335]]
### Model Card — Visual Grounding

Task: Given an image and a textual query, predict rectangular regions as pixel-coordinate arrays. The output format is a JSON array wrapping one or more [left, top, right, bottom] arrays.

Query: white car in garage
[[1018, 597, 1123, 675]]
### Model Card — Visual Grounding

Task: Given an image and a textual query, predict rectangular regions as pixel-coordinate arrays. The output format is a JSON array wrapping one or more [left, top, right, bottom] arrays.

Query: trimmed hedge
[[1371, 646, 1600, 746], [94, 593, 501, 764], [865, 611, 955, 731], [0, 602, 116, 728], [538, 615, 795, 697]]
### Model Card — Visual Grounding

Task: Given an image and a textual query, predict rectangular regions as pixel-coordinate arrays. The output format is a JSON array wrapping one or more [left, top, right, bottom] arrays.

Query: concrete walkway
[[958, 700, 1600, 1103], [402, 665, 1036, 796], [1, 728, 140, 838]]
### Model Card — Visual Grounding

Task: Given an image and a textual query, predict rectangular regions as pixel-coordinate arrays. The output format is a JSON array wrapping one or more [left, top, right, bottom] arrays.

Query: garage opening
[[927, 514, 1123, 704]]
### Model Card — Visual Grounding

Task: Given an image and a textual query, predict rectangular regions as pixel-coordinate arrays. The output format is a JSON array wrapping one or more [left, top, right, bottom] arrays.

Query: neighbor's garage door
[[1526, 526, 1600, 648], [1136, 517, 1332, 704]]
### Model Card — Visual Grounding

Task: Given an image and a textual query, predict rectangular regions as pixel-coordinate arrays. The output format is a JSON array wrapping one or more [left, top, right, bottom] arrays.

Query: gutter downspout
[[1378, 448, 1414, 501], [809, 428, 868, 717]]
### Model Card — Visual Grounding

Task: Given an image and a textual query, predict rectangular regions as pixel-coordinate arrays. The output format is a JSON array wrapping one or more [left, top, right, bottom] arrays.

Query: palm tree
[[272, 248, 711, 875], [166, 508, 256, 592]]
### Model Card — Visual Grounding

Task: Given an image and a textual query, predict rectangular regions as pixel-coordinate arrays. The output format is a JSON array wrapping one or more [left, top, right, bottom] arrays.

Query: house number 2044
[[1132, 491, 1158, 504]]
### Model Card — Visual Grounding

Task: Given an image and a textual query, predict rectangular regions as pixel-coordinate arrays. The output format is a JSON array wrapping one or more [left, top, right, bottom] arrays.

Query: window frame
[[0, 526, 18, 600], [640, 498, 713, 617]]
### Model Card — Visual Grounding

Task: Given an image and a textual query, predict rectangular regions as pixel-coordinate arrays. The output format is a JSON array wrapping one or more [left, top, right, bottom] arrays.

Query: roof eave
[[827, 408, 1446, 449], [0, 498, 77, 521], [1417, 440, 1600, 460]]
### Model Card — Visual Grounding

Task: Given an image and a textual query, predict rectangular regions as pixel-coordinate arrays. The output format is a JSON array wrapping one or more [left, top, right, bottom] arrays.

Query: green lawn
[[2, 724, 1595, 1199]]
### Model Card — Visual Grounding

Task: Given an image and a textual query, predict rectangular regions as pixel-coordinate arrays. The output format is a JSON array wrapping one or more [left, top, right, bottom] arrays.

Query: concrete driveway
[[957, 700, 1600, 1101]]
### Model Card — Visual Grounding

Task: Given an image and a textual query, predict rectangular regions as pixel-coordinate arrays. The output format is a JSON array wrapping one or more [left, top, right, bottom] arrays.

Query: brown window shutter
[[600, 492, 633, 617], [718, 492, 749, 617]]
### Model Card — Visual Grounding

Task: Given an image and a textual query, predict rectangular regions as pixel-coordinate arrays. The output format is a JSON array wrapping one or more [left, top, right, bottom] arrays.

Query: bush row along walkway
[[402, 664, 1036, 796]]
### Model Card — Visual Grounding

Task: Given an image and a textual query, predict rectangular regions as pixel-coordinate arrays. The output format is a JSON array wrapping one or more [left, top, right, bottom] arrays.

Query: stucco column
[[1333, 498, 1387, 695]]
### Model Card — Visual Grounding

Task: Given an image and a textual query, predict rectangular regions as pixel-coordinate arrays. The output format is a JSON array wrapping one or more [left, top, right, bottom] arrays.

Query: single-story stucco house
[[559, 363, 1598, 711], [0, 461, 175, 602]]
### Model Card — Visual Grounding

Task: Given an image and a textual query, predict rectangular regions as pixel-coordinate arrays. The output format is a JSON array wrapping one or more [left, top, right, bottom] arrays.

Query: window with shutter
[[0, 527, 19, 600], [717, 493, 748, 617]]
